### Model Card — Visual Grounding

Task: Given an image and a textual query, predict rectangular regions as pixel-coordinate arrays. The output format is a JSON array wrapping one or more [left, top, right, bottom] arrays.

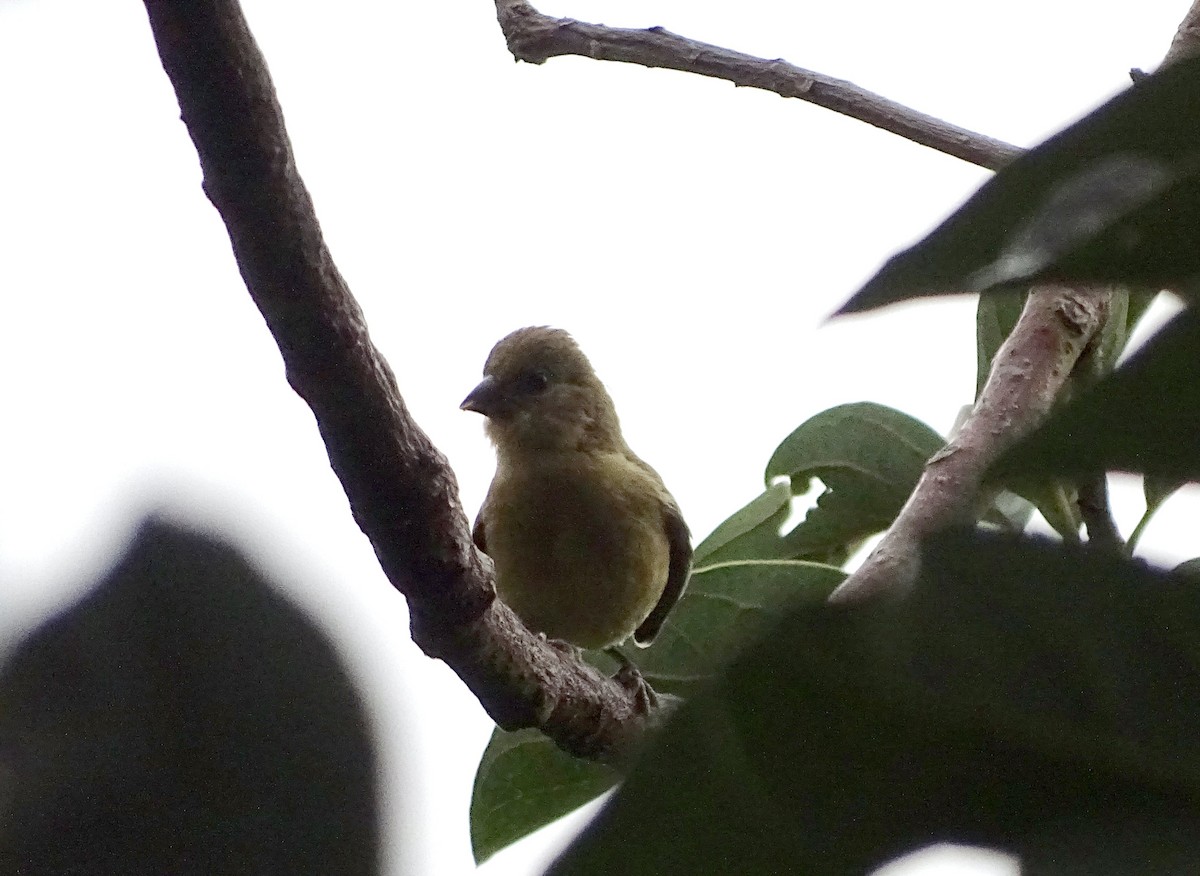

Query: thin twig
[[1126, 506, 1157, 554], [141, 0, 657, 763], [493, 0, 1022, 171]]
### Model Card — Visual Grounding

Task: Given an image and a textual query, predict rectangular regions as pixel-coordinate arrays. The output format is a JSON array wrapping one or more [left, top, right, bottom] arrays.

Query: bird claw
[[615, 662, 658, 713], [544, 635, 584, 659], [543, 639, 660, 712], [606, 649, 658, 713]]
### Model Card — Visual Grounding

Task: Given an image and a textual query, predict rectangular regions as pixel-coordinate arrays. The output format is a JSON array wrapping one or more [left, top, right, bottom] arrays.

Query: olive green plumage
[[462, 327, 691, 650]]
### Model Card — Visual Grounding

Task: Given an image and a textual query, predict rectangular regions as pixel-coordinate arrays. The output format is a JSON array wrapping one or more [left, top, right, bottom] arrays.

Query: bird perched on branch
[[461, 326, 691, 655]]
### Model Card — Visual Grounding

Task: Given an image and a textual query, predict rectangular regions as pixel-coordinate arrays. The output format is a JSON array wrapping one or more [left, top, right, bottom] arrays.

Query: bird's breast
[[485, 453, 671, 649]]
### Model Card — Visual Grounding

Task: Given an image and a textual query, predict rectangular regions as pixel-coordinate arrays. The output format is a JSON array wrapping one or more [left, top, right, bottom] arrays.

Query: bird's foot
[[543, 634, 585, 659], [605, 646, 658, 713]]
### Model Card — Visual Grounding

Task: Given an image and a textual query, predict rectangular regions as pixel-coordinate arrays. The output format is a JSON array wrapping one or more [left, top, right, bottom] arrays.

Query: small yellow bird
[[461, 327, 691, 652]]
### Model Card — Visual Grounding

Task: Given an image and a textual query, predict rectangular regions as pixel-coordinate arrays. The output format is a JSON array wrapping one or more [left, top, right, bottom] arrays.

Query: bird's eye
[[517, 369, 551, 395]]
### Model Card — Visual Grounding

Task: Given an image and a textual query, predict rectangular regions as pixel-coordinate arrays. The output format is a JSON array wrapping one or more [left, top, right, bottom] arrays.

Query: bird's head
[[461, 326, 624, 453]]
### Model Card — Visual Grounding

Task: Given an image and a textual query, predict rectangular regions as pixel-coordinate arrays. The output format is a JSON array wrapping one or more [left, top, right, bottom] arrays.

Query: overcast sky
[[1, 0, 1195, 873]]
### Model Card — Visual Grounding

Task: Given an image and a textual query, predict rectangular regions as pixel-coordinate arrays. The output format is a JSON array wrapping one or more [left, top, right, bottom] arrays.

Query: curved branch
[[1163, 0, 1200, 68], [829, 286, 1112, 605], [829, 0, 1200, 604], [141, 0, 654, 762], [493, 0, 1021, 170]]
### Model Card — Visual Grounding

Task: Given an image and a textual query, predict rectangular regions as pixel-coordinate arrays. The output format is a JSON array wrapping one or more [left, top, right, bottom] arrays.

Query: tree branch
[[1163, 0, 1200, 68], [828, 287, 1112, 604], [828, 0, 1200, 604], [492, 0, 1021, 170], [140, 0, 655, 762]]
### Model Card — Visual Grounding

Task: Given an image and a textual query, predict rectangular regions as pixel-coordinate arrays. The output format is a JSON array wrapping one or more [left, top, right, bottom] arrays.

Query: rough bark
[[142, 0, 657, 762]]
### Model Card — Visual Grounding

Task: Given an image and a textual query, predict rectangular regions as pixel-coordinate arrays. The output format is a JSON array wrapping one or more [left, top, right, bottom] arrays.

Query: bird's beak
[[461, 375, 505, 417]]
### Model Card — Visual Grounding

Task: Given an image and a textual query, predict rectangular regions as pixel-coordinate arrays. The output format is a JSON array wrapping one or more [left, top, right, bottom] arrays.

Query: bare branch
[[141, 0, 655, 762], [829, 0, 1200, 605], [1163, 0, 1200, 68], [493, 0, 1021, 171], [829, 287, 1112, 605]]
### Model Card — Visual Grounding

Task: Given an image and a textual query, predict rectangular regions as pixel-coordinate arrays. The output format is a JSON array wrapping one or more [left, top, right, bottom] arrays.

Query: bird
[[461, 326, 691, 655]]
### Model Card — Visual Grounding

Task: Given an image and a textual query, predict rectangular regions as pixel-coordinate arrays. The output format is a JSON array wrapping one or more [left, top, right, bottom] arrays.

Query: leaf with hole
[[765, 402, 944, 560]]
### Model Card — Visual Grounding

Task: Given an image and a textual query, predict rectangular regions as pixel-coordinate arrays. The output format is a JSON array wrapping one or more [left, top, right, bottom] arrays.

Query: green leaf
[[996, 311, 1200, 482], [470, 560, 843, 862], [839, 56, 1200, 313], [1129, 474, 1190, 552], [637, 559, 844, 697], [1124, 287, 1159, 339], [1014, 480, 1082, 542], [765, 402, 944, 559], [471, 729, 618, 864], [981, 489, 1036, 532], [549, 530, 1200, 876], [694, 404, 944, 567], [766, 402, 943, 493], [1145, 474, 1187, 510], [1082, 285, 1131, 381], [692, 482, 791, 567]]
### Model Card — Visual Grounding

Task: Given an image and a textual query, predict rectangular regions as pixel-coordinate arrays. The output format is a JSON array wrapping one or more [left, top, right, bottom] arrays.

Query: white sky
[[1, 0, 1195, 873]]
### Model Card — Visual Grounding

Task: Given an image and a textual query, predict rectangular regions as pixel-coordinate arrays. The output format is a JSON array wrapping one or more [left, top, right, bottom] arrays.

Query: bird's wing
[[633, 499, 692, 646], [471, 500, 488, 554]]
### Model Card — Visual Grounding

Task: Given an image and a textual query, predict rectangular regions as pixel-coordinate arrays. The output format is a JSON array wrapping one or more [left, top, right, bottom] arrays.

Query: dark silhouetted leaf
[[0, 518, 380, 875], [550, 530, 1200, 875], [1174, 558, 1200, 581], [1145, 474, 1188, 510], [963, 156, 1175, 293], [840, 56, 1200, 313], [470, 560, 843, 859]]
